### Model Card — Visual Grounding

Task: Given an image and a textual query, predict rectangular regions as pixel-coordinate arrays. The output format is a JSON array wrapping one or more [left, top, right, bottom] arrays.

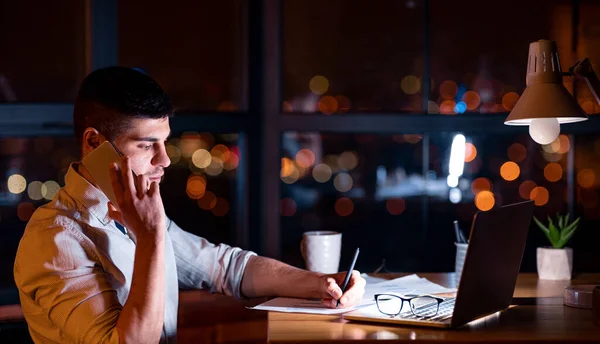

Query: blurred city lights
[[475, 191, 495, 211], [198, 191, 217, 210], [210, 144, 231, 163], [440, 100, 456, 115], [211, 198, 230, 216], [427, 100, 440, 114], [462, 90, 481, 110], [192, 149, 212, 168], [333, 173, 353, 192], [223, 151, 240, 170], [313, 163, 333, 183], [335, 95, 351, 112], [17, 202, 35, 222], [335, 198, 354, 216], [454, 101, 467, 114], [530, 186, 549, 206], [500, 161, 520, 181], [449, 188, 462, 204], [42, 181, 60, 200], [280, 198, 297, 217], [7, 174, 26, 194], [518, 180, 537, 199], [205, 159, 224, 176], [386, 198, 406, 215], [448, 134, 466, 186], [309, 75, 330, 95], [577, 169, 595, 188], [544, 163, 563, 182], [464, 143, 477, 162], [27, 181, 44, 200], [166, 144, 182, 164], [401, 75, 421, 95], [281, 158, 295, 178], [471, 177, 492, 195], [507, 143, 527, 163], [186, 175, 207, 199], [501, 92, 520, 111], [318, 95, 339, 114], [440, 80, 458, 100], [296, 149, 316, 168], [404, 134, 423, 144], [338, 151, 359, 170]]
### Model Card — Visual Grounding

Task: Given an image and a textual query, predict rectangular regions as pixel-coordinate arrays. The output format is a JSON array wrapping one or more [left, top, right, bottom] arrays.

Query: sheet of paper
[[248, 274, 457, 315]]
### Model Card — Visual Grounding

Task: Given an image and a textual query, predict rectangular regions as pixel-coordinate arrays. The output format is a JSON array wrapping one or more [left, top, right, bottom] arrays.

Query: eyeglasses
[[374, 293, 446, 318]]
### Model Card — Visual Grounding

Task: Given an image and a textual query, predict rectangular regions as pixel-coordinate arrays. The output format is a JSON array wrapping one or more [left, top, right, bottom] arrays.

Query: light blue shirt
[[13, 163, 256, 343]]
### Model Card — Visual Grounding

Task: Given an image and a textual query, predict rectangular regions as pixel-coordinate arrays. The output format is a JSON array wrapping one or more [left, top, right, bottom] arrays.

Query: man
[[13, 67, 365, 343]]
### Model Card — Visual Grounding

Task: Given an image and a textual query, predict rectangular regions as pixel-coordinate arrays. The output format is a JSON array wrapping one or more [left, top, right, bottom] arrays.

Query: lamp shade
[[504, 40, 588, 126]]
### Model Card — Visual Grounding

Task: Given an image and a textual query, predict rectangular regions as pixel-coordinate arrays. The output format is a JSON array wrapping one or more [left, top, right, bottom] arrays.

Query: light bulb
[[529, 118, 560, 145]]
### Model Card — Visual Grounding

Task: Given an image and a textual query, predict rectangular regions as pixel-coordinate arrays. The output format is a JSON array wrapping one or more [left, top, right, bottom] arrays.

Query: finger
[[135, 174, 145, 199], [320, 298, 338, 308], [324, 277, 343, 300], [107, 202, 123, 224], [109, 163, 125, 206], [148, 180, 160, 197], [338, 271, 366, 307], [120, 156, 136, 197]]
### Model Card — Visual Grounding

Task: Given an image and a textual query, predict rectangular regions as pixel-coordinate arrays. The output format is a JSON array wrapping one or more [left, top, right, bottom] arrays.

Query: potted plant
[[533, 213, 580, 280]]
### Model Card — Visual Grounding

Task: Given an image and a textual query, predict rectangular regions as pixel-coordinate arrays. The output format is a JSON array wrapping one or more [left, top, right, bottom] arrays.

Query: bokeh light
[[404, 134, 423, 144], [440, 100, 456, 115], [519, 180, 537, 199], [475, 191, 495, 211], [166, 144, 182, 164], [295, 149, 316, 168], [334, 198, 354, 217], [401, 75, 421, 95], [7, 174, 26, 194], [42, 181, 60, 200], [186, 175, 207, 199], [507, 143, 527, 163], [17, 202, 35, 222], [281, 167, 300, 184], [544, 163, 563, 182], [500, 161, 520, 181], [440, 80, 458, 100], [210, 144, 231, 163], [318, 95, 339, 115], [530, 186, 549, 206], [462, 91, 481, 110], [205, 160, 224, 176], [281, 158, 295, 178], [27, 181, 44, 200], [192, 149, 212, 168], [577, 168, 596, 188], [280, 198, 297, 217], [313, 164, 332, 183], [180, 133, 210, 158], [464, 143, 477, 162], [551, 135, 570, 154], [501, 92, 520, 111], [198, 191, 217, 210], [223, 151, 240, 170], [309, 75, 329, 95], [471, 177, 492, 195], [335, 95, 351, 112], [333, 173, 353, 192], [211, 198, 230, 216], [338, 151, 359, 170], [386, 199, 406, 215]]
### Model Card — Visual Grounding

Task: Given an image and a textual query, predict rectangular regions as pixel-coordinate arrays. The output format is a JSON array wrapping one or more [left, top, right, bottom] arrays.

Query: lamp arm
[[570, 58, 600, 105]]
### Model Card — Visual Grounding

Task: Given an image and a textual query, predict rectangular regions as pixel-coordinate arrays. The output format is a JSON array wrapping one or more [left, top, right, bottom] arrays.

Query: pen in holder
[[453, 220, 468, 285]]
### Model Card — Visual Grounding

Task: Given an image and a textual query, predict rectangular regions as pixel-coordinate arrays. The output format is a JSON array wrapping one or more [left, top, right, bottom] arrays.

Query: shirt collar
[[63, 162, 114, 226]]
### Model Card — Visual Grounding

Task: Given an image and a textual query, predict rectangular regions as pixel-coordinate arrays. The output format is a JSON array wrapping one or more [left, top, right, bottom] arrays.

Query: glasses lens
[[410, 296, 439, 317], [376, 295, 402, 315]]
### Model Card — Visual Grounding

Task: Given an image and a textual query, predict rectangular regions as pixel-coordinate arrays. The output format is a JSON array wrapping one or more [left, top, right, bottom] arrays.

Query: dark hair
[[73, 66, 174, 149]]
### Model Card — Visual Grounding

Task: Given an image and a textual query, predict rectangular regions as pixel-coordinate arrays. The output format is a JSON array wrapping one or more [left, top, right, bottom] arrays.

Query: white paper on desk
[[248, 274, 456, 315]]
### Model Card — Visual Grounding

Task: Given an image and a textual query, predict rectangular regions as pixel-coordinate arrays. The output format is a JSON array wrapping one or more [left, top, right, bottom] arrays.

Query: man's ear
[[81, 128, 106, 156]]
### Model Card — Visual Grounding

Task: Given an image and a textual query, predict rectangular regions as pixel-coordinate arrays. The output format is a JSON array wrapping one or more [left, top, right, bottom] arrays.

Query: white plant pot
[[537, 247, 573, 280]]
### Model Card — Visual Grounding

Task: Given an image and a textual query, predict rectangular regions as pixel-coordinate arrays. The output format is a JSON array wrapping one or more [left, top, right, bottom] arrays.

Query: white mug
[[300, 231, 342, 274]]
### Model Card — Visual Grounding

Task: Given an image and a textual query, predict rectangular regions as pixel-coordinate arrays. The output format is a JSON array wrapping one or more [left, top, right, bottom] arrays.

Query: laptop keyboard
[[399, 298, 455, 322]]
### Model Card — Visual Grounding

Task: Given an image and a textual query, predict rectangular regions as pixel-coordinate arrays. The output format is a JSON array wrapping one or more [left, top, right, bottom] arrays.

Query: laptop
[[343, 200, 535, 328]]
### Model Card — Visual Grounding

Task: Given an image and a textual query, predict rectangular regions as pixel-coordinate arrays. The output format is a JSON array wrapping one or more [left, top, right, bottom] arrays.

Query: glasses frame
[[374, 293, 446, 317]]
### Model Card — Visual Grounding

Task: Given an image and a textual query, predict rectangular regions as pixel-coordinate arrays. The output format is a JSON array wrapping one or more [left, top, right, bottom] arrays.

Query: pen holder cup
[[455, 243, 468, 286]]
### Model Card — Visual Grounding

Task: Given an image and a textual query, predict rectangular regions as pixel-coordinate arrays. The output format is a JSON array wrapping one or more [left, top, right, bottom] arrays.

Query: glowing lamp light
[[505, 40, 600, 144]]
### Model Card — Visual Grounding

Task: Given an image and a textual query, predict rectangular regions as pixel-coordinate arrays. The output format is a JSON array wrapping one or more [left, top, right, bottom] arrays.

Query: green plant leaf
[[564, 213, 570, 228], [533, 216, 550, 237], [556, 224, 578, 248], [548, 219, 560, 247], [557, 213, 564, 229], [560, 217, 580, 239]]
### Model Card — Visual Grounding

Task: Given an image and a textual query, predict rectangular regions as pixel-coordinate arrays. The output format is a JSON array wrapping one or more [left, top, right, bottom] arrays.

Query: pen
[[337, 247, 360, 307], [453, 220, 462, 243]]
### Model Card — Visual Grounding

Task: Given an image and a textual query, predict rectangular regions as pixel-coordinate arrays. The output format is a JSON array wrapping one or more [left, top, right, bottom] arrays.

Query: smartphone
[[81, 141, 129, 210]]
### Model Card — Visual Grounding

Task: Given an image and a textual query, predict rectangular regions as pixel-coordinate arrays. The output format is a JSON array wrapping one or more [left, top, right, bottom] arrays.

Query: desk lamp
[[505, 39, 600, 144]]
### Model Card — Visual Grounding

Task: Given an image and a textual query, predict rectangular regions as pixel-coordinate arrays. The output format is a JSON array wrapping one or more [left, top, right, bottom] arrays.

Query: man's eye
[[142, 145, 152, 150]]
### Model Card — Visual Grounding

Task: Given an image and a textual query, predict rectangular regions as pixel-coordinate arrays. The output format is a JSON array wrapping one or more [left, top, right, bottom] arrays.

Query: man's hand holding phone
[[108, 155, 166, 244]]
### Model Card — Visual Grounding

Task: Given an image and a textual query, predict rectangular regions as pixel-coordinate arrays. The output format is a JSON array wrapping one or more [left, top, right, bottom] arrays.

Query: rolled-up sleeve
[[14, 224, 121, 344], [167, 219, 256, 298]]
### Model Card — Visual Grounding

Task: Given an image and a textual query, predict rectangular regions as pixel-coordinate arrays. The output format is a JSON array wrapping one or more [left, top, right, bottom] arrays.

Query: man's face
[[112, 117, 171, 184]]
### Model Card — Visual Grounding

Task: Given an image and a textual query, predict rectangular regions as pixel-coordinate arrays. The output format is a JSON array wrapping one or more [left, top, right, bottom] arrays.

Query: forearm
[[115, 234, 165, 343], [240, 255, 323, 298]]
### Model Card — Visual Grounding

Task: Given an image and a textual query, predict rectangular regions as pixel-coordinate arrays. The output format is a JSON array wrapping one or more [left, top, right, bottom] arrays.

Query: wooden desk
[[267, 273, 600, 343]]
